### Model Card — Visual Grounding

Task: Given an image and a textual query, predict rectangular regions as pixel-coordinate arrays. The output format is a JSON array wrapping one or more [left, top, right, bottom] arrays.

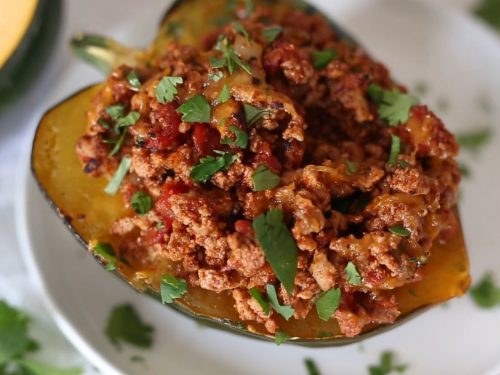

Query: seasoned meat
[[77, 4, 461, 337]]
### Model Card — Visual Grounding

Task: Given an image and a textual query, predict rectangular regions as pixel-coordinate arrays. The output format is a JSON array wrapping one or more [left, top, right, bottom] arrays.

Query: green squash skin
[[0, 0, 62, 112], [32, 0, 468, 346]]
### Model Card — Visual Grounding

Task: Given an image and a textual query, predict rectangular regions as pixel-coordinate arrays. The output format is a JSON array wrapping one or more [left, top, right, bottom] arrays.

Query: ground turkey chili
[[76, 4, 461, 337]]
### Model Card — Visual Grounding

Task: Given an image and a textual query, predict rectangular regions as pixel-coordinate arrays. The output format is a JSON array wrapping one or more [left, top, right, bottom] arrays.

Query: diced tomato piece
[[148, 103, 181, 150], [155, 181, 189, 221], [255, 141, 282, 173], [234, 219, 254, 237], [192, 123, 221, 157]]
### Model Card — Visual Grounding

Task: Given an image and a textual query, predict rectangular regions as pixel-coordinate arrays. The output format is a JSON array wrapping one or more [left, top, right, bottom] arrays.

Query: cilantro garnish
[[304, 358, 322, 375], [253, 209, 298, 295], [218, 84, 231, 104], [243, 103, 268, 126], [98, 117, 111, 129], [155, 76, 183, 104], [176, 94, 212, 123], [0, 300, 82, 374], [251, 165, 281, 191], [388, 225, 411, 237], [470, 273, 500, 308], [266, 284, 295, 320], [388, 134, 401, 167], [115, 111, 140, 130], [368, 84, 419, 126], [208, 71, 224, 82], [92, 242, 116, 271], [245, 0, 255, 16], [262, 26, 283, 42], [248, 287, 270, 315], [274, 331, 289, 346], [344, 160, 357, 175], [130, 191, 153, 215], [474, 0, 500, 31], [127, 70, 141, 90], [105, 304, 154, 350], [232, 21, 250, 40], [211, 41, 252, 75], [456, 128, 492, 153], [190, 151, 237, 183], [160, 275, 188, 304], [369, 351, 408, 375], [312, 48, 338, 69], [105, 104, 124, 120], [221, 125, 248, 148], [315, 287, 341, 321], [104, 156, 132, 195], [345, 261, 361, 285]]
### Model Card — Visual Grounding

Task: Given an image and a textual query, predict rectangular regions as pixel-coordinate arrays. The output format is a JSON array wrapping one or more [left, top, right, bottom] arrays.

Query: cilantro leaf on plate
[[274, 330, 289, 346], [345, 261, 361, 286], [456, 127, 492, 153], [470, 273, 500, 308], [249, 288, 270, 315], [369, 351, 408, 375], [388, 134, 401, 166], [251, 165, 280, 191], [266, 284, 295, 320], [105, 304, 154, 350], [0, 300, 32, 363], [221, 125, 248, 148], [177, 94, 211, 123], [92, 242, 116, 271], [312, 48, 338, 69], [130, 191, 153, 215], [304, 358, 322, 375], [262, 26, 283, 42]]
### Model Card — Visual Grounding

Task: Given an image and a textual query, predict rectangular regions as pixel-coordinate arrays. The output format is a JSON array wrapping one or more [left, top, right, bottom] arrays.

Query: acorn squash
[[31, 0, 470, 345]]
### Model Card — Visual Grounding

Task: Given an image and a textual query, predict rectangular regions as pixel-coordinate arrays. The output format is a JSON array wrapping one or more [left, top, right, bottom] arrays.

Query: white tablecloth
[[0, 0, 486, 373]]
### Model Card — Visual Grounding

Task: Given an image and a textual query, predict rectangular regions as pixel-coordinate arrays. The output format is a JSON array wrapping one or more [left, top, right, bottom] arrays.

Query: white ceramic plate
[[15, 0, 500, 374]]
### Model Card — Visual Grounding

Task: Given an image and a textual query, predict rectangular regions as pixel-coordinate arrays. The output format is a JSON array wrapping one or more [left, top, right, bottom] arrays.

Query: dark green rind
[[0, 0, 62, 112]]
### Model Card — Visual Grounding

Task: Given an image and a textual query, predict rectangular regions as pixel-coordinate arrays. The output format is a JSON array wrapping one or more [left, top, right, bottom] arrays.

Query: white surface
[[5, 0, 500, 374]]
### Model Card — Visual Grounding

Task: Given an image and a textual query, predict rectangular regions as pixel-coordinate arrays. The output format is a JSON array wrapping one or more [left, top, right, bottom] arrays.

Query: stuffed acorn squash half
[[32, 0, 470, 346]]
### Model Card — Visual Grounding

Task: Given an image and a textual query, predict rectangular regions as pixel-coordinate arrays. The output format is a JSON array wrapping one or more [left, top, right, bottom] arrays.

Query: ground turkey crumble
[[77, 5, 461, 337]]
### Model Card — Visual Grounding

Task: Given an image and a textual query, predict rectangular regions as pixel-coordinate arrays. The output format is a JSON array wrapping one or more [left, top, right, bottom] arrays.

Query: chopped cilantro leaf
[[369, 351, 408, 375], [105, 304, 153, 350], [105, 104, 124, 120], [92, 243, 116, 271], [0, 300, 32, 363], [115, 111, 140, 129], [98, 117, 111, 129], [127, 70, 141, 90], [209, 56, 226, 69], [218, 84, 231, 104], [190, 151, 237, 183], [155, 76, 183, 104], [470, 273, 500, 308], [262, 26, 283, 42], [248, 287, 270, 315], [388, 134, 401, 167], [315, 287, 340, 321], [13, 359, 82, 375], [221, 125, 248, 148], [108, 131, 127, 157], [166, 21, 183, 38], [459, 162, 471, 178], [160, 275, 188, 304], [398, 159, 410, 169], [344, 160, 357, 175], [368, 84, 419, 126], [243, 103, 268, 125], [253, 210, 298, 295], [304, 358, 322, 375], [104, 157, 132, 195], [456, 128, 492, 153], [232, 21, 250, 40], [211, 40, 253, 75], [266, 284, 295, 320], [389, 226, 411, 237], [312, 48, 338, 69], [176, 94, 211, 123], [274, 331, 289, 346], [474, 0, 500, 31], [252, 165, 281, 191], [345, 261, 361, 285], [130, 191, 153, 215], [208, 71, 224, 82], [245, 0, 255, 16]]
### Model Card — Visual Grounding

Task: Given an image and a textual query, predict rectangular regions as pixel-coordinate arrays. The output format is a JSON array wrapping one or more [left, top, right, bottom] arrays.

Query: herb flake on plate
[[345, 261, 361, 286], [315, 287, 340, 321], [266, 284, 295, 320], [251, 165, 280, 191], [177, 94, 211, 123], [92, 242, 116, 271], [106, 304, 154, 350], [104, 156, 132, 195], [470, 273, 500, 308], [274, 330, 289, 346], [304, 358, 322, 375], [130, 191, 153, 215], [221, 125, 248, 149], [190, 151, 237, 183], [160, 275, 188, 304], [368, 84, 419, 126], [369, 351, 408, 375], [155, 76, 183, 104]]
